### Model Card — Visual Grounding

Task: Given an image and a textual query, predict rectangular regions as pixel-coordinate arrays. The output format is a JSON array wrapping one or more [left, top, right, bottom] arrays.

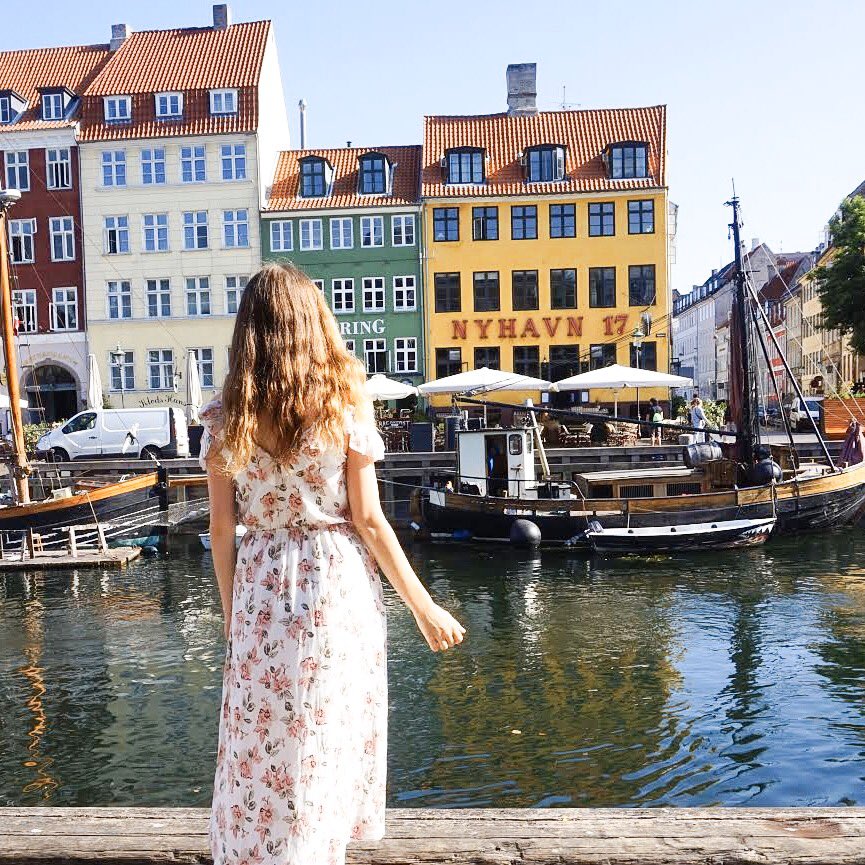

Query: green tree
[[813, 195, 865, 353]]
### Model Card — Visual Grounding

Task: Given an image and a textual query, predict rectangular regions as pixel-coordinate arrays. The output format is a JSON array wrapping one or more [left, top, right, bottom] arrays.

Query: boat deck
[[0, 547, 141, 571]]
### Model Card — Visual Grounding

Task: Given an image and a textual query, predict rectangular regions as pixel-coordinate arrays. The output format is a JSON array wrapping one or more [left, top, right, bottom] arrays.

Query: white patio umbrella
[[418, 367, 556, 395], [186, 349, 203, 424], [86, 353, 104, 409], [365, 374, 418, 401]]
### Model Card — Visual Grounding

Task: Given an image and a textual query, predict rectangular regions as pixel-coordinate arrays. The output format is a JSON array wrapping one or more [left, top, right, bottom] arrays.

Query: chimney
[[213, 4, 231, 30], [298, 99, 307, 149], [506, 63, 537, 116], [110, 23, 131, 52], [751, 237, 760, 251]]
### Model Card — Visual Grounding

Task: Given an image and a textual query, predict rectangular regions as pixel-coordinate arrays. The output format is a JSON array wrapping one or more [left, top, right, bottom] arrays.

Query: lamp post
[[110, 344, 127, 408], [631, 326, 644, 426]]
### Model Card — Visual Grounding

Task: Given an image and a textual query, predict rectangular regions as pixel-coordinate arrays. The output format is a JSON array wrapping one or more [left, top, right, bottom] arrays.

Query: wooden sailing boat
[[418, 196, 865, 547], [0, 190, 167, 550]]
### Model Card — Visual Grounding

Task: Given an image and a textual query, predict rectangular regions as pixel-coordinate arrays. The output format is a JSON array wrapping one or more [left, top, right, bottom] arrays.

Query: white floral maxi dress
[[199, 399, 388, 865]]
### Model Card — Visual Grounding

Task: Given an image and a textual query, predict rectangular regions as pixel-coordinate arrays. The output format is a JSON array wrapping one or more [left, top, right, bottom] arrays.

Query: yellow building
[[421, 65, 671, 413]]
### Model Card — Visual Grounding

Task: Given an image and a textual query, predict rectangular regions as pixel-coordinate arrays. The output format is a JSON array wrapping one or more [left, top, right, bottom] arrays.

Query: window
[[107, 280, 132, 319], [332, 278, 354, 314], [434, 272, 461, 313], [436, 347, 462, 378], [49, 216, 74, 261], [629, 264, 656, 306], [512, 270, 539, 311], [191, 348, 214, 388], [0, 96, 10, 124], [630, 341, 657, 371], [146, 278, 171, 317], [549, 344, 581, 379], [590, 343, 617, 369], [359, 154, 387, 194], [223, 209, 249, 248], [392, 214, 415, 246], [225, 276, 246, 314], [104, 96, 131, 122], [343, 339, 356, 355], [155, 92, 183, 118], [148, 349, 175, 390], [12, 290, 37, 333], [610, 143, 648, 179], [589, 202, 615, 236], [364, 339, 388, 374], [221, 144, 246, 180], [526, 145, 565, 182], [514, 346, 540, 378], [628, 200, 654, 234], [472, 206, 498, 240], [41, 92, 65, 121], [433, 207, 459, 242], [210, 89, 237, 115], [312, 279, 324, 292], [46, 148, 71, 189], [104, 215, 130, 254], [550, 203, 575, 238], [300, 158, 327, 197], [589, 267, 616, 307], [473, 271, 500, 312], [550, 268, 576, 309], [299, 218, 323, 250], [394, 338, 418, 374], [330, 217, 353, 249], [474, 347, 500, 370], [183, 211, 208, 250], [362, 277, 385, 312], [360, 216, 384, 247], [270, 220, 293, 252], [5, 151, 29, 190], [142, 213, 169, 252], [511, 205, 537, 240], [180, 145, 206, 182], [393, 275, 416, 311], [446, 149, 484, 184], [110, 350, 135, 391], [9, 219, 35, 263], [141, 148, 166, 185], [186, 277, 211, 316], [101, 150, 125, 187], [51, 287, 77, 331]]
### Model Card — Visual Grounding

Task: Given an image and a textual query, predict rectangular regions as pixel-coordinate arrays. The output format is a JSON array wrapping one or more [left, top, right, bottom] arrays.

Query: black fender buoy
[[510, 519, 541, 548], [140, 545, 159, 556]]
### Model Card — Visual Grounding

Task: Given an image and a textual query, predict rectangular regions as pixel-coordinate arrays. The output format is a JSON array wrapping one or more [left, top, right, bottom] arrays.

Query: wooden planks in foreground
[[1, 806, 865, 864]]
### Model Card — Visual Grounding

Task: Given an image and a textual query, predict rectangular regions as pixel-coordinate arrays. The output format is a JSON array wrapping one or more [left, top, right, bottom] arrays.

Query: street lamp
[[109, 344, 127, 408], [632, 326, 644, 424]]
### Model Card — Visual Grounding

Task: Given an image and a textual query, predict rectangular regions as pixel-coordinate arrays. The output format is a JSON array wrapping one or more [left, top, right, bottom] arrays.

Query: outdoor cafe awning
[[555, 364, 693, 391], [418, 367, 556, 395], [365, 375, 418, 401]]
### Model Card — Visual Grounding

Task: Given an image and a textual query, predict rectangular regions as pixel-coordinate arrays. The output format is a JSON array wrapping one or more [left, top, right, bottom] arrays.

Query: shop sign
[[450, 314, 632, 341], [339, 319, 385, 336]]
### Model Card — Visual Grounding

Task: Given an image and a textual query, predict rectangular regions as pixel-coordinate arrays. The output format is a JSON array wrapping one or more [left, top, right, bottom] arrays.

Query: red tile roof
[[266, 146, 422, 212], [422, 106, 666, 198], [0, 43, 111, 130]]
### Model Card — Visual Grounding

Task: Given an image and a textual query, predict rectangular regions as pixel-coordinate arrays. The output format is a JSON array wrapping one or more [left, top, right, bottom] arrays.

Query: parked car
[[35, 406, 190, 462], [788, 396, 823, 432]]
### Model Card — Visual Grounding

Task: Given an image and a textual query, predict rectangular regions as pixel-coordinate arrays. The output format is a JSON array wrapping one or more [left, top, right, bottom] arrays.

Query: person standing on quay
[[200, 263, 466, 865], [689, 396, 708, 443]]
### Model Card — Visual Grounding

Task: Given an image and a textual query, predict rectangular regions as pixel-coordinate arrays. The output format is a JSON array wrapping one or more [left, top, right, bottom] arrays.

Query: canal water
[[1, 532, 863, 808]]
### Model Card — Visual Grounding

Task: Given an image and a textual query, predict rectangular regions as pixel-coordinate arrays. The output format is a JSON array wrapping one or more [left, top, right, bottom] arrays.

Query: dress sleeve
[[198, 397, 226, 470], [346, 401, 386, 463]]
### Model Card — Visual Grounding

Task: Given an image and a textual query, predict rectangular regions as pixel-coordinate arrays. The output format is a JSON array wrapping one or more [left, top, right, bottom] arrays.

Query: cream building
[[77, 6, 288, 411]]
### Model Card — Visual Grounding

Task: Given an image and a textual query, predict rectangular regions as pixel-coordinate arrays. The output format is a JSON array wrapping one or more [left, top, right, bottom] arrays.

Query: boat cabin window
[[63, 412, 97, 434], [667, 482, 702, 496], [589, 483, 614, 499], [621, 483, 654, 498], [508, 434, 523, 455]]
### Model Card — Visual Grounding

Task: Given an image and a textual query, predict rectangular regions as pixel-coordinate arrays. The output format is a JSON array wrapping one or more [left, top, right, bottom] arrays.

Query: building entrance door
[[24, 364, 79, 423]]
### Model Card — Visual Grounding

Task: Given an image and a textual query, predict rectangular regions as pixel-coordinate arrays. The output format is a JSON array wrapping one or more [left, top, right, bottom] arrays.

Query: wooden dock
[[0, 546, 141, 571], [1, 806, 863, 864]]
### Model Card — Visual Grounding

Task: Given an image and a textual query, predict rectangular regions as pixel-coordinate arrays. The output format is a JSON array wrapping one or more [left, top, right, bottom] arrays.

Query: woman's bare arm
[[346, 447, 465, 652], [206, 466, 237, 639]]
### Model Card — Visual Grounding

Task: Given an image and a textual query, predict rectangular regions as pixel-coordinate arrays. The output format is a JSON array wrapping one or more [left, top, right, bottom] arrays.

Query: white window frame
[[106, 280, 133, 320], [223, 209, 249, 248], [141, 147, 166, 185], [225, 275, 246, 314], [344, 338, 356, 354], [51, 287, 77, 332], [331, 278, 355, 314], [270, 220, 292, 252], [185, 276, 211, 316], [180, 144, 206, 183], [148, 349, 175, 390], [394, 337, 418, 374], [41, 92, 64, 121], [9, 218, 36, 263], [299, 218, 323, 251], [220, 143, 246, 180], [146, 277, 172, 318], [329, 217, 353, 249], [104, 215, 130, 254], [101, 150, 126, 187], [49, 216, 75, 261], [4, 151, 29, 191], [46, 148, 71, 189], [312, 279, 324, 291], [109, 349, 134, 392], [361, 215, 384, 248], [104, 96, 131, 122], [12, 289, 37, 333], [364, 338, 388, 374], [362, 276, 385, 313], [209, 89, 237, 115], [142, 213, 169, 252], [182, 211, 209, 250], [191, 347, 215, 388], [155, 91, 183, 118], [0, 96, 11, 124], [392, 275, 417, 311], [392, 214, 415, 247]]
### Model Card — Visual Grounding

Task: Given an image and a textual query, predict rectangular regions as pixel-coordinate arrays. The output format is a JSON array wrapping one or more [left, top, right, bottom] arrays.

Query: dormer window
[[445, 148, 484, 184], [210, 89, 237, 115], [525, 145, 565, 183], [155, 92, 183, 119], [104, 96, 131, 122], [358, 153, 389, 195], [0, 90, 28, 125], [608, 142, 648, 179], [300, 156, 331, 198], [41, 91, 65, 121], [0, 96, 10, 125]]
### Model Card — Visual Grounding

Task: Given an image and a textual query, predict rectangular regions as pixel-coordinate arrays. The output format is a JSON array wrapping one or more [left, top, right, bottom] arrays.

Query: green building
[[262, 145, 424, 385]]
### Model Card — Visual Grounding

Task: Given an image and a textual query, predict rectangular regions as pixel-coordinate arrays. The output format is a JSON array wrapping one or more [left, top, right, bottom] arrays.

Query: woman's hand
[[412, 602, 466, 653]]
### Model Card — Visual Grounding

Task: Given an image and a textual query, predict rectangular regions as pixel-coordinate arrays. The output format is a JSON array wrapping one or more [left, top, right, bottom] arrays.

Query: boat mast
[[0, 190, 31, 503]]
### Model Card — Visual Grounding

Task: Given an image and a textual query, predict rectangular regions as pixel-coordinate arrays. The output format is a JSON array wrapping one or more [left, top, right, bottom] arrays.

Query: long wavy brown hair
[[214, 262, 367, 473]]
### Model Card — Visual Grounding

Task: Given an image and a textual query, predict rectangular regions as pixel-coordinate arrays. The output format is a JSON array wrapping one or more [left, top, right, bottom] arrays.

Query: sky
[[4, 0, 864, 293]]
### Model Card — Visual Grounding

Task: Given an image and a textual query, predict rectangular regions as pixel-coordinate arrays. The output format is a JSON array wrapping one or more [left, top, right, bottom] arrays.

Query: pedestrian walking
[[647, 398, 664, 446]]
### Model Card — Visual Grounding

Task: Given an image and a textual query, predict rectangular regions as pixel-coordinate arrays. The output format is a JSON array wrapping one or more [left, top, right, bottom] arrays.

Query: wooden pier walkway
[[1, 806, 864, 864]]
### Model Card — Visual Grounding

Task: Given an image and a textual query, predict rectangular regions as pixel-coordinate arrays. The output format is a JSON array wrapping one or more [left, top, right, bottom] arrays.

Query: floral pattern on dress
[[200, 398, 387, 865]]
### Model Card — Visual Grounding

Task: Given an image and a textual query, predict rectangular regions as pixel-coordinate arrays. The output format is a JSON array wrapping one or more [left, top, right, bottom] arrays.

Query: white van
[[788, 396, 824, 432], [35, 407, 190, 461]]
